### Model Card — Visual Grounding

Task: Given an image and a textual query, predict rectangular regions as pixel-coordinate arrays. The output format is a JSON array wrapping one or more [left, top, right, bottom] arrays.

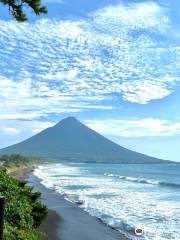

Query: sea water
[[34, 163, 180, 240]]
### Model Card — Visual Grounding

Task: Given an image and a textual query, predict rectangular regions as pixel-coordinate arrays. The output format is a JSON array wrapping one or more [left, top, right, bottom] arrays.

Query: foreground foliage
[[0, 0, 47, 21], [0, 166, 48, 239]]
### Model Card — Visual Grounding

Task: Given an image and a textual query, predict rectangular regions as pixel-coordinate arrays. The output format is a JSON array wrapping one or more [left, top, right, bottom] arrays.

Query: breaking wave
[[104, 173, 180, 189]]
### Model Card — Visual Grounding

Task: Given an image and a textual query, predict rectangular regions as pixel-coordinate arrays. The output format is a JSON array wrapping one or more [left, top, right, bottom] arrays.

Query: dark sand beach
[[28, 173, 130, 240]]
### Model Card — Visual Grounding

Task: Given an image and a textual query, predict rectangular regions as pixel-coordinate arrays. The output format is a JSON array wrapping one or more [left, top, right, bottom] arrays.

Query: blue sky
[[0, 0, 180, 161]]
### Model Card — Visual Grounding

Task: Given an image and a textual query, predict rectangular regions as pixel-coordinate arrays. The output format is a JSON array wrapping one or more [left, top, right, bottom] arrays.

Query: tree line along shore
[[0, 154, 48, 240]]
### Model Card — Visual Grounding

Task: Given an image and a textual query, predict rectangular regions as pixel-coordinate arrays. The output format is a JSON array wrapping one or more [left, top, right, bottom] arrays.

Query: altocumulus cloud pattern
[[0, 0, 180, 155]]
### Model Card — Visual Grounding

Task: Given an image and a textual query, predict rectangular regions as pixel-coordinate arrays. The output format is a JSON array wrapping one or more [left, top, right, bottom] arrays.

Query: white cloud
[[3, 128, 20, 135], [92, 1, 170, 35], [0, 1, 179, 123], [121, 79, 172, 104], [85, 118, 180, 137], [1, 117, 180, 149], [0, 119, 54, 148]]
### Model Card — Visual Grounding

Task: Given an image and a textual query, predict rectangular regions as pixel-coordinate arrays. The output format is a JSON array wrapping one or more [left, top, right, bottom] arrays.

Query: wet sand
[[28, 173, 130, 240], [39, 209, 62, 240], [12, 167, 61, 240]]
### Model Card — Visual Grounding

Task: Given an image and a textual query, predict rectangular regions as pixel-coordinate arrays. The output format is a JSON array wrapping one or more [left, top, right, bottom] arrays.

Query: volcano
[[0, 117, 169, 163]]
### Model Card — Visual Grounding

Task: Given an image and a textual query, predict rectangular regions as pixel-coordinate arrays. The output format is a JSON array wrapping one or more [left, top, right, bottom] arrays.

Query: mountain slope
[[0, 117, 169, 163]]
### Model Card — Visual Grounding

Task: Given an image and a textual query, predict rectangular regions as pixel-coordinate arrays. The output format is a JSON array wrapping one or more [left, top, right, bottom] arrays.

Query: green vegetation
[[0, 154, 44, 174], [0, 154, 31, 168], [0, 155, 48, 239], [0, 0, 47, 21]]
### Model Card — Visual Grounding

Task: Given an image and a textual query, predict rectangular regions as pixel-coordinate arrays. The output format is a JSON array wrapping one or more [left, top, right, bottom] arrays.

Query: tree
[[0, 0, 47, 21]]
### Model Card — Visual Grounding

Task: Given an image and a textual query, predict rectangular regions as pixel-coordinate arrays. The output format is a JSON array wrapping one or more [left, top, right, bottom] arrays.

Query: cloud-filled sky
[[0, 0, 180, 161]]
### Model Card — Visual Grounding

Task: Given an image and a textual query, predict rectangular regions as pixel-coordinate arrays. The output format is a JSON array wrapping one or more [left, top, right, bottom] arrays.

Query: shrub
[[0, 170, 47, 239]]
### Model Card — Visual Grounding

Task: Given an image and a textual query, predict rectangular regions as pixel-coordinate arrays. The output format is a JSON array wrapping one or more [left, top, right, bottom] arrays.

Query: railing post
[[0, 197, 5, 240]]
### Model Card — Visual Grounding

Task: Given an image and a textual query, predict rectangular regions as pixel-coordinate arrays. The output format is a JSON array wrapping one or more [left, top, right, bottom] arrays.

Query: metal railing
[[0, 197, 5, 240]]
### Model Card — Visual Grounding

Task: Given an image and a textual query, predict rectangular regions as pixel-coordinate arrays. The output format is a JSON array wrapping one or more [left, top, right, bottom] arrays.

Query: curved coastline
[[28, 172, 131, 240]]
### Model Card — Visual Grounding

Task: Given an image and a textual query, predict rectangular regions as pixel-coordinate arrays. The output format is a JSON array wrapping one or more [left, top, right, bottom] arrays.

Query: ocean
[[34, 163, 180, 240]]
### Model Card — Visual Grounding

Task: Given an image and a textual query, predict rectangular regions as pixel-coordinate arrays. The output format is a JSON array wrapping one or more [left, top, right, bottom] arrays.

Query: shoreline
[[13, 166, 131, 240], [39, 209, 62, 240], [28, 171, 131, 240], [12, 166, 61, 240]]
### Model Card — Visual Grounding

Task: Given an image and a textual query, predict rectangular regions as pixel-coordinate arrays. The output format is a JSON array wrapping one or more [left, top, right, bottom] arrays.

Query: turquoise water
[[35, 163, 180, 240]]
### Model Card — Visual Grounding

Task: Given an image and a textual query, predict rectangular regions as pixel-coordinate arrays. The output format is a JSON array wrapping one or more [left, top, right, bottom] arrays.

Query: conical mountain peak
[[63, 116, 78, 121], [0, 117, 167, 164], [54, 116, 82, 128]]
